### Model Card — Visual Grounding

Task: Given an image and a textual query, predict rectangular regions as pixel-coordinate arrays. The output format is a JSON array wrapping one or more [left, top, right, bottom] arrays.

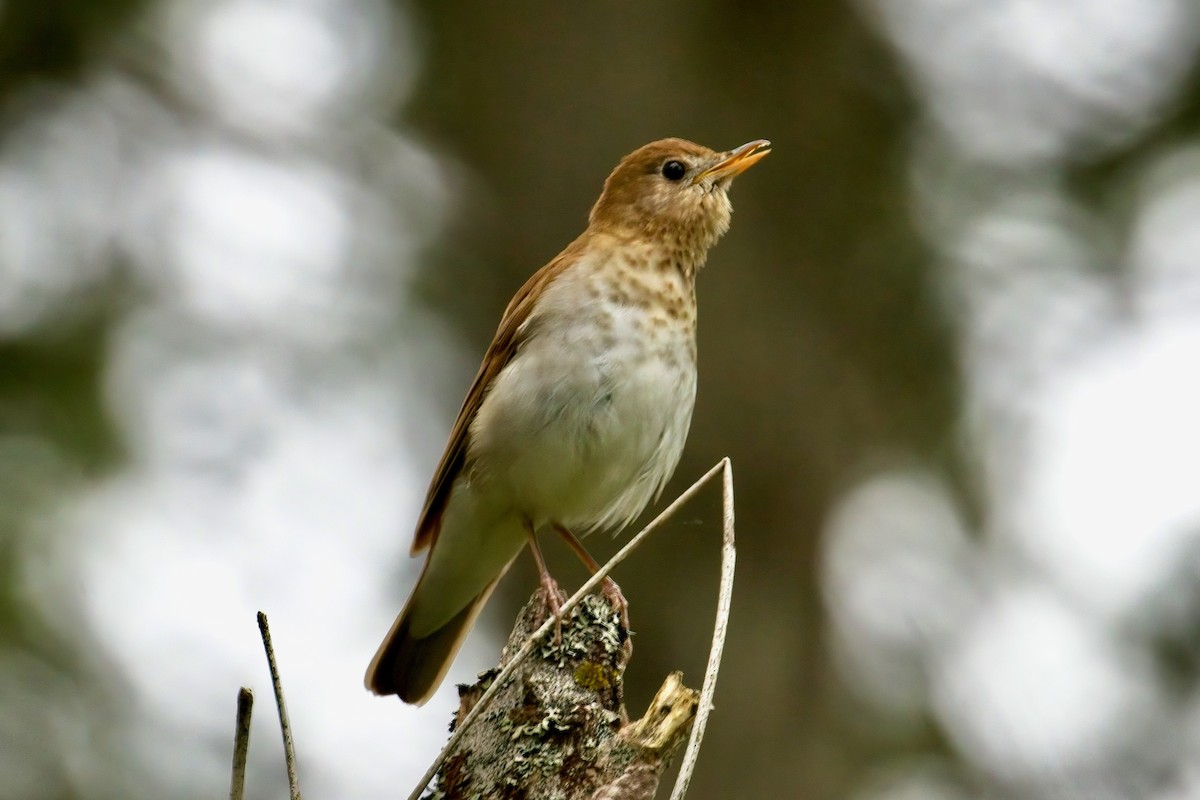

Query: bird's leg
[[525, 522, 564, 643], [552, 523, 630, 629]]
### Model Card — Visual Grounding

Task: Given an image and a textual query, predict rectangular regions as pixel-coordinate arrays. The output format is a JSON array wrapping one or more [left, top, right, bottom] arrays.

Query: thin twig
[[230, 687, 254, 800], [257, 611, 302, 800], [668, 457, 736, 800], [407, 458, 733, 800]]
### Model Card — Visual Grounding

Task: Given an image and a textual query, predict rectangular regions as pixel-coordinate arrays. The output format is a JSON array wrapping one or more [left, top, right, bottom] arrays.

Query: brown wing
[[410, 236, 588, 554]]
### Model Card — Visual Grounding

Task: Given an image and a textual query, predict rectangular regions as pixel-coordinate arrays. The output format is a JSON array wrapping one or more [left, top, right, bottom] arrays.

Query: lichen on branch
[[423, 590, 697, 800]]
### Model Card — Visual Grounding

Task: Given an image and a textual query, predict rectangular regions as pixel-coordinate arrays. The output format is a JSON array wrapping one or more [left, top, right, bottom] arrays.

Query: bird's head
[[588, 137, 771, 254]]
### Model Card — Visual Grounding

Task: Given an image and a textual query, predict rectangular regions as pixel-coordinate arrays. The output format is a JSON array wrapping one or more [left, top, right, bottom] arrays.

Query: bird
[[366, 137, 771, 703]]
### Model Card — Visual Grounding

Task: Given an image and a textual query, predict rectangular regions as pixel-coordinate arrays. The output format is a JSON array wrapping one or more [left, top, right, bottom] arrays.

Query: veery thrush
[[366, 137, 770, 703]]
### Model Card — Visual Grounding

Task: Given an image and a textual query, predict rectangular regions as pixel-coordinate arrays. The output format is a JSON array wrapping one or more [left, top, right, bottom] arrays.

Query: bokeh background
[[3, 1, 1200, 798]]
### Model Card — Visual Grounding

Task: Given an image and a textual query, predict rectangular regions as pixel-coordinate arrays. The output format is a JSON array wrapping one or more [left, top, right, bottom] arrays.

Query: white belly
[[467, 296, 697, 534]]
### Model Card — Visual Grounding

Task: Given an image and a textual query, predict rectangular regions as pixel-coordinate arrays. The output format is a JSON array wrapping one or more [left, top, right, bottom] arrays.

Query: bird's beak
[[694, 139, 772, 185]]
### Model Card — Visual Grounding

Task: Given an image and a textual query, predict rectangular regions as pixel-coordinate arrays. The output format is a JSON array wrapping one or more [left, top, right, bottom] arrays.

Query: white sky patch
[[1014, 317, 1200, 620], [148, 147, 354, 337], [0, 89, 121, 336], [931, 583, 1157, 782], [3, 0, 474, 795], [36, 339, 487, 797], [947, 190, 1115, 395], [867, 0, 1199, 163], [199, 0, 344, 122], [165, 0, 402, 137], [851, 1, 1200, 796], [822, 470, 977, 713]]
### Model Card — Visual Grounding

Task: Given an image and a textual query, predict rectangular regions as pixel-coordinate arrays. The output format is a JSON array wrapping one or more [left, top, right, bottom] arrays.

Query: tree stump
[[426, 590, 699, 800]]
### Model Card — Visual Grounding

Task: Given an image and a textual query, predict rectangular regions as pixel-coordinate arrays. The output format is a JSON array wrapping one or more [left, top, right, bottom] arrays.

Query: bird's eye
[[661, 160, 687, 181]]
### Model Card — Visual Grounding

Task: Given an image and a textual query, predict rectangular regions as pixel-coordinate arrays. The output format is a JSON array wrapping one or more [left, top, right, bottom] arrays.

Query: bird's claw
[[601, 577, 631, 630]]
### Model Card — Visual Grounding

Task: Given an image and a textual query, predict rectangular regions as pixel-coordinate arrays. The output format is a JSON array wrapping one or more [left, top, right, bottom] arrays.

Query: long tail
[[364, 557, 516, 704]]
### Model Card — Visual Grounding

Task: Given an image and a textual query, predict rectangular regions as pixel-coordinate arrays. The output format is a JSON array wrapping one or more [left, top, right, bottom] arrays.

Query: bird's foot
[[600, 577, 630, 630], [600, 577, 633, 662], [536, 573, 567, 644], [551, 523, 629, 629]]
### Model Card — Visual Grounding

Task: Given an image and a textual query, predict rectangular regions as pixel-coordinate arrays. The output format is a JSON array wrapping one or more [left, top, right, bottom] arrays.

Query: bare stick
[[257, 611, 302, 800], [407, 458, 734, 800], [668, 457, 736, 800], [230, 687, 254, 800]]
